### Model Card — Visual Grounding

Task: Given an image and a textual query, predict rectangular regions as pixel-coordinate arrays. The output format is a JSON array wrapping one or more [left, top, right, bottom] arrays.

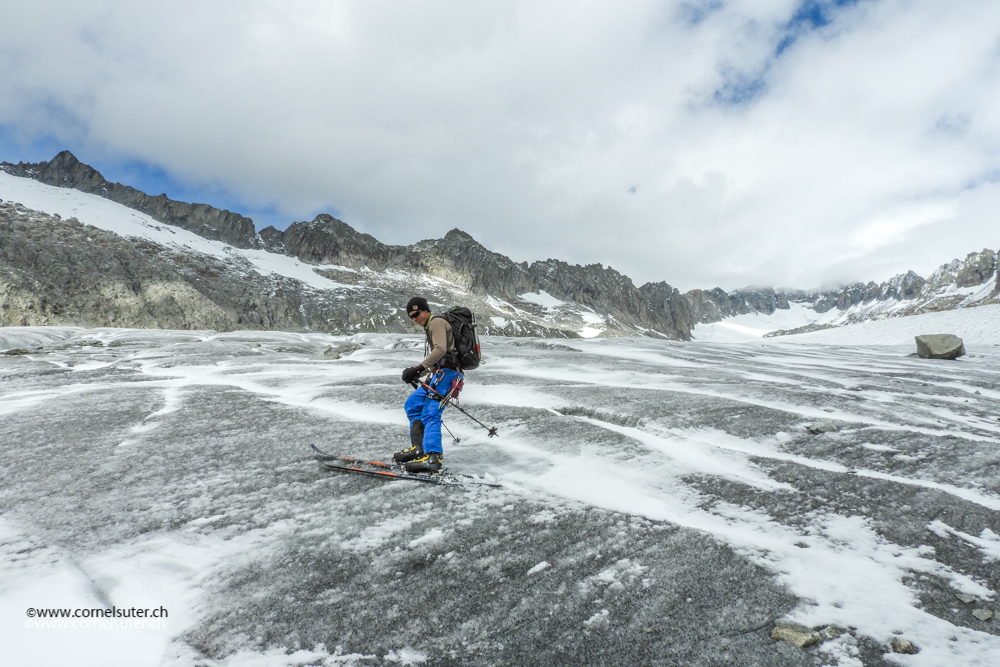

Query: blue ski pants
[[404, 369, 459, 454]]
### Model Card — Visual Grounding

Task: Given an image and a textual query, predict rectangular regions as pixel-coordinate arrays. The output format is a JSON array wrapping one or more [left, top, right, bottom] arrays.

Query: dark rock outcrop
[[835, 281, 882, 310], [822, 271, 924, 310], [2, 151, 260, 249], [0, 202, 410, 333], [637, 281, 695, 339], [954, 249, 996, 288], [265, 213, 399, 269], [526, 260, 693, 339], [736, 287, 788, 314], [0, 201, 237, 329], [682, 286, 792, 324], [882, 270, 925, 300], [419, 229, 537, 298], [683, 288, 728, 324]]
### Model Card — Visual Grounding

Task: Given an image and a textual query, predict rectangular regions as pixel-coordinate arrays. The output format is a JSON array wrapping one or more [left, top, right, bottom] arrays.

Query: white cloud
[[2, 0, 999, 291], [846, 203, 956, 256]]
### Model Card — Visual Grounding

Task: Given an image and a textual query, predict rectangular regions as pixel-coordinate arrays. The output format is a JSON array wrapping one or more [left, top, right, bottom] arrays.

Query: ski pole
[[441, 420, 461, 445], [411, 380, 499, 437]]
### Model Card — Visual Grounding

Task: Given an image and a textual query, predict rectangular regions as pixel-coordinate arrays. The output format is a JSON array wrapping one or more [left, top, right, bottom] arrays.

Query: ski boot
[[393, 421, 425, 463], [404, 451, 443, 473]]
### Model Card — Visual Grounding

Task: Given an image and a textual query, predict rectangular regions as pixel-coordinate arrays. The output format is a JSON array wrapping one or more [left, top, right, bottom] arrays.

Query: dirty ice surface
[[1, 326, 999, 666]]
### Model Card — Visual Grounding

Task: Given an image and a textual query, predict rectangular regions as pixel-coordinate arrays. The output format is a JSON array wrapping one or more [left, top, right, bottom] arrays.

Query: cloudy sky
[[2, 0, 999, 291]]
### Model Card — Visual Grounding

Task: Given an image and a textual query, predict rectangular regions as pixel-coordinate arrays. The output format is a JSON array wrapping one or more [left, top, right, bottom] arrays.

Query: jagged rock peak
[[882, 270, 925, 300], [21, 150, 104, 189], [443, 228, 477, 243], [926, 249, 996, 289], [272, 213, 394, 268]]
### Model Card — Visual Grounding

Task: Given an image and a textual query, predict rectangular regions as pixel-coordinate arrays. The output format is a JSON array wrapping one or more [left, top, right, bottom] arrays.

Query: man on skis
[[395, 296, 460, 473]]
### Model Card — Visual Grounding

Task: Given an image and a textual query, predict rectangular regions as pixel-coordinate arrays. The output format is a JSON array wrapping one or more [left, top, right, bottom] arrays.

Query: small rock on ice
[[805, 420, 840, 434], [771, 622, 821, 648], [310, 342, 361, 360], [891, 637, 919, 654]]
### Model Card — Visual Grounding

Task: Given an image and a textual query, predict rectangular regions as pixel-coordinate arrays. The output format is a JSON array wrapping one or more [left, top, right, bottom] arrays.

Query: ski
[[310, 444, 501, 488], [310, 444, 399, 469], [319, 461, 463, 485]]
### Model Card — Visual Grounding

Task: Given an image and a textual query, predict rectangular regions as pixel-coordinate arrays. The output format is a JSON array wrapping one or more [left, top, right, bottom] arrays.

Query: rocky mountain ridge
[[2, 151, 998, 339], [762, 250, 1000, 337], [2, 152, 697, 339], [3, 151, 259, 249]]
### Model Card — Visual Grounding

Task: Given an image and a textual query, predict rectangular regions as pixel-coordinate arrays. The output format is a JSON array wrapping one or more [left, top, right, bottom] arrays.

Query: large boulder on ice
[[914, 334, 966, 360]]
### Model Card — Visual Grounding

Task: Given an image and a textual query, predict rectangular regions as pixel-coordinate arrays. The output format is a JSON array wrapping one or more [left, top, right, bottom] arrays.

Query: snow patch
[[518, 290, 566, 309], [407, 528, 445, 548], [583, 609, 609, 627], [385, 648, 428, 665], [928, 520, 1000, 563], [526, 561, 551, 575]]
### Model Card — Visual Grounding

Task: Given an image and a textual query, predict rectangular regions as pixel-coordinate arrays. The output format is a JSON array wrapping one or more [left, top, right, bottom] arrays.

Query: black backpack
[[438, 307, 482, 371]]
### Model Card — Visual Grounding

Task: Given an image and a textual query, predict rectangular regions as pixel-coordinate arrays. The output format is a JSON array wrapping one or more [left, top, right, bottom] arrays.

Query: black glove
[[401, 365, 424, 384]]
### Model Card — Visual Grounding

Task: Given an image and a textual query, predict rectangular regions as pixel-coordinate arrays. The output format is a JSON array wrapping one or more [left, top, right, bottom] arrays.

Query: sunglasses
[[408, 311, 420, 320]]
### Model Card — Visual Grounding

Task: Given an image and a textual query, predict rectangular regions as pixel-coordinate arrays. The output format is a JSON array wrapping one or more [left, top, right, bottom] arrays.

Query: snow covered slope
[[2, 325, 999, 666], [694, 299, 1000, 347], [693, 303, 837, 342], [769, 303, 1000, 346], [692, 248, 999, 340], [0, 171, 371, 293]]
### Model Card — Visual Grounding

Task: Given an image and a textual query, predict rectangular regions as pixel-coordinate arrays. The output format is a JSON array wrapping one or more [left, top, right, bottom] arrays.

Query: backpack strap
[[422, 314, 458, 370]]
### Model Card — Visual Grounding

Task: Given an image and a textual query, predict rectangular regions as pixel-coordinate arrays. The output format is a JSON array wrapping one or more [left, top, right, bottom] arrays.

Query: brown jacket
[[421, 315, 456, 369]]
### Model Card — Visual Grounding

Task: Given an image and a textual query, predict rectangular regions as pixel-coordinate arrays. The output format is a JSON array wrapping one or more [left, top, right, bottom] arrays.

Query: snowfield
[[2, 320, 999, 666], [770, 304, 1000, 346], [693, 303, 841, 342], [695, 301, 1000, 346]]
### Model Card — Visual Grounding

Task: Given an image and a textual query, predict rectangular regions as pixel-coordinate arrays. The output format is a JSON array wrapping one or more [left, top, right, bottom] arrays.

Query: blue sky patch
[[713, 67, 768, 106], [712, 0, 867, 106], [777, 0, 864, 55], [677, 0, 725, 26]]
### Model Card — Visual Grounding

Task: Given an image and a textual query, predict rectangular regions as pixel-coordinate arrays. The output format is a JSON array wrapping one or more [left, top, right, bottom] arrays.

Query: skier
[[395, 296, 460, 473]]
